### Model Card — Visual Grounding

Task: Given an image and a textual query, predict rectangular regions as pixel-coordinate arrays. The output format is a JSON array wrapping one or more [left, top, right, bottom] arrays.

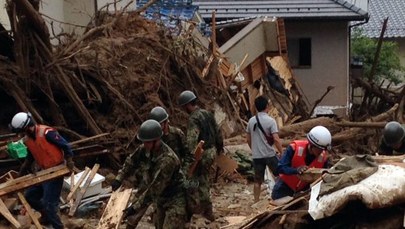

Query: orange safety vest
[[279, 140, 328, 192], [24, 125, 64, 169]]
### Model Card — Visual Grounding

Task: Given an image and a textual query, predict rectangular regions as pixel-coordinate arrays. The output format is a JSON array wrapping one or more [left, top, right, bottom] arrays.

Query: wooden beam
[[6, 173, 42, 229], [0, 165, 70, 197], [96, 188, 133, 229], [70, 133, 110, 146]]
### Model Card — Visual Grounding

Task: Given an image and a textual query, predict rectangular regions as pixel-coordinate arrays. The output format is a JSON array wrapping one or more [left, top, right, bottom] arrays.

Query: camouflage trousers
[[186, 147, 216, 220], [154, 193, 187, 229]]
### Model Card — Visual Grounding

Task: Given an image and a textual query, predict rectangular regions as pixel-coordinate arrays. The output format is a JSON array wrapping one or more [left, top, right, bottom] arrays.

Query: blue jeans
[[25, 177, 64, 229], [271, 178, 294, 200]]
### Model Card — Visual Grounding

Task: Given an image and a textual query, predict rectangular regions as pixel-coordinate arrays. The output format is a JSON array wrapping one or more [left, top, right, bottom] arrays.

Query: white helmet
[[307, 126, 332, 150], [9, 112, 34, 133]]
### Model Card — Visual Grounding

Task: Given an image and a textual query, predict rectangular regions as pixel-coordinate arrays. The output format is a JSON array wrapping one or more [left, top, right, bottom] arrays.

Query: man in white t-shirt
[[246, 96, 283, 203]]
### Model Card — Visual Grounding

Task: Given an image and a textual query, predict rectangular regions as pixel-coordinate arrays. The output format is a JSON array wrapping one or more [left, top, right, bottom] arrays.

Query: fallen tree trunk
[[278, 116, 336, 138], [332, 103, 398, 144]]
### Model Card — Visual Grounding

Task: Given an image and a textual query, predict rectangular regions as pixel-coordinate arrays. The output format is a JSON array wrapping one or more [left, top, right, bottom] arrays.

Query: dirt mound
[[0, 3, 236, 157]]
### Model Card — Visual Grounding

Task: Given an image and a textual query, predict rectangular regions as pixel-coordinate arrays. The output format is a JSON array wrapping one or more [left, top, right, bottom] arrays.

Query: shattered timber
[[0, 0, 404, 228]]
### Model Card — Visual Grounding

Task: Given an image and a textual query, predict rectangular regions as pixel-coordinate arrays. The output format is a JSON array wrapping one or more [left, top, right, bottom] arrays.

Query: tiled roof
[[193, 0, 368, 21], [358, 0, 405, 38]]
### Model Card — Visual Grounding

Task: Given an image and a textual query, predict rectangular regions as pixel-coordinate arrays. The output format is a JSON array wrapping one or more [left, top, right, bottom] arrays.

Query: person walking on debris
[[150, 106, 193, 169], [271, 126, 331, 200], [246, 96, 283, 203], [379, 121, 405, 155], [113, 119, 187, 229], [9, 112, 75, 229], [178, 90, 223, 221]]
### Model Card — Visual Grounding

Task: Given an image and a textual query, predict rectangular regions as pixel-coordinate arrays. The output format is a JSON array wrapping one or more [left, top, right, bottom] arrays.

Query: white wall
[[0, 0, 136, 38], [0, 0, 10, 29]]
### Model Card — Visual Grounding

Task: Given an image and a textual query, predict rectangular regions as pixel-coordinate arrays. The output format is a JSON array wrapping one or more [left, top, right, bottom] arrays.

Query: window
[[287, 38, 311, 67]]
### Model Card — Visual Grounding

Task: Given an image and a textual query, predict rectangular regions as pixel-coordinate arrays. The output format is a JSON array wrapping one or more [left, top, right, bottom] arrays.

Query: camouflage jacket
[[162, 125, 192, 166], [186, 107, 223, 152], [117, 141, 185, 208]]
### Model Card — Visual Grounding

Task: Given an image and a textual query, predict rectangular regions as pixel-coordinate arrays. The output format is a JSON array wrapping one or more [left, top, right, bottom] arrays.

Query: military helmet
[[137, 119, 163, 142], [178, 90, 197, 106], [383, 121, 405, 146], [149, 106, 169, 123]]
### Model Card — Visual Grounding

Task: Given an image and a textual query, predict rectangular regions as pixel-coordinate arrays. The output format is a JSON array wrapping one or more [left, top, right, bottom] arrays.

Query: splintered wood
[[0, 165, 70, 197], [96, 188, 133, 229]]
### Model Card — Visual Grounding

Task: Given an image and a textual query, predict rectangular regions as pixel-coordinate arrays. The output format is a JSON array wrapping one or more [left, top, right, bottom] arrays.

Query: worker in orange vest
[[271, 126, 331, 200], [10, 112, 74, 229]]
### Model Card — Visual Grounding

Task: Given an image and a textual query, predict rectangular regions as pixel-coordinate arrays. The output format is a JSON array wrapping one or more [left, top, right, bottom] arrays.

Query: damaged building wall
[[285, 21, 350, 116]]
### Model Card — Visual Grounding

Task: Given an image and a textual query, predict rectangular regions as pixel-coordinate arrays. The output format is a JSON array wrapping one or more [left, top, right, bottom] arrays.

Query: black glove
[[111, 179, 122, 191], [18, 161, 31, 177], [123, 206, 136, 218], [297, 166, 308, 174]]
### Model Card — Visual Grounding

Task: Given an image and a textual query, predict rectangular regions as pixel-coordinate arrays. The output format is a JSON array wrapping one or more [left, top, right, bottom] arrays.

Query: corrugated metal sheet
[[193, 0, 367, 21], [358, 0, 405, 38]]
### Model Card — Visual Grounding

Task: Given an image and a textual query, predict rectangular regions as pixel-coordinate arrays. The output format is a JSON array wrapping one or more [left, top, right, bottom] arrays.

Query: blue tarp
[[137, 0, 210, 36]]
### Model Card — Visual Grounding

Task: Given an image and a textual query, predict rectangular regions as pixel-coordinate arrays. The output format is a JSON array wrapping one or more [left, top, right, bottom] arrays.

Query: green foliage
[[351, 28, 404, 84]]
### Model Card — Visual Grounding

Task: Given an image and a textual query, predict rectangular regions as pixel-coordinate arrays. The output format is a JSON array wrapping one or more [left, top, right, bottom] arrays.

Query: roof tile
[[358, 0, 405, 38]]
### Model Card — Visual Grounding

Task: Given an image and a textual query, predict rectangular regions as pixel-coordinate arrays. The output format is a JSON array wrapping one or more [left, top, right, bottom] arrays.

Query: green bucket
[[7, 141, 28, 159]]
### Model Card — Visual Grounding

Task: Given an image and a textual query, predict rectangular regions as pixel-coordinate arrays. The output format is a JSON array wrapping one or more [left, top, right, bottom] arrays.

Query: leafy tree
[[351, 28, 404, 84]]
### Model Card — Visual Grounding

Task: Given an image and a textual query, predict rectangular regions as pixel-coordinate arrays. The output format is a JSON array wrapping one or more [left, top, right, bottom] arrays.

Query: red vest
[[24, 125, 64, 169], [280, 140, 328, 191]]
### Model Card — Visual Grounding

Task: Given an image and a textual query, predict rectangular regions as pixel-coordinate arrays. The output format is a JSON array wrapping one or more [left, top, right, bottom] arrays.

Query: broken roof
[[193, 0, 368, 21], [358, 0, 405, 38]]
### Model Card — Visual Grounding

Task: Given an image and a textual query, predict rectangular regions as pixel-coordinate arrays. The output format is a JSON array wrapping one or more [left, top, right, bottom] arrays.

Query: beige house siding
[[0, 0, 134, 37], [285, 21, 349, 114]]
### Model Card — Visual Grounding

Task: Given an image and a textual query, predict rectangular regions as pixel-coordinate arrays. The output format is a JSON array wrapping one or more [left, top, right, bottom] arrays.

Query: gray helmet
[[137, 119, 163, 142], [149, 106, 169, 123], [383, 121, 405, 146], [178, 90, 197, 106]]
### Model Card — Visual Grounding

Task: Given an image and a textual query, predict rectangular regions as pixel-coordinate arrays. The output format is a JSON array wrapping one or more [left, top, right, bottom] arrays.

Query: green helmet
[[383, 121, 405, 146], [178, 90, 197, 106], [149, 106, 169, 123], [137, 119, 163, 142]]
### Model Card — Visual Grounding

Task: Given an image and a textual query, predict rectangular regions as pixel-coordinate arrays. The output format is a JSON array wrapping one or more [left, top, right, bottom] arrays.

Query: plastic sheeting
[[309, 164, 405, 220]]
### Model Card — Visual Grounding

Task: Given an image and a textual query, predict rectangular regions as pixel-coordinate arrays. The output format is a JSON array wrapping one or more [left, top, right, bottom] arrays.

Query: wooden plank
[[17, 192, 42, 229], [6, 173, 42, 229], [69, 163, 100, 216], [0, 198, 21, 228], [70, 133, 110, 146], [96, 188, 133, 229], [66, 167, 91, 201], [201, 54, 215, 78], [0, 165, 70, 196]]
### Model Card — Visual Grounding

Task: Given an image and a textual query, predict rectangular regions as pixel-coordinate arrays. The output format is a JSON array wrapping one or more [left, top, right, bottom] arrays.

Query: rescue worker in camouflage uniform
[[112, 119, 187, 229], [379, 121, 405, 155], [178, 90, 224, 221], [149, 106, 193, 168]]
